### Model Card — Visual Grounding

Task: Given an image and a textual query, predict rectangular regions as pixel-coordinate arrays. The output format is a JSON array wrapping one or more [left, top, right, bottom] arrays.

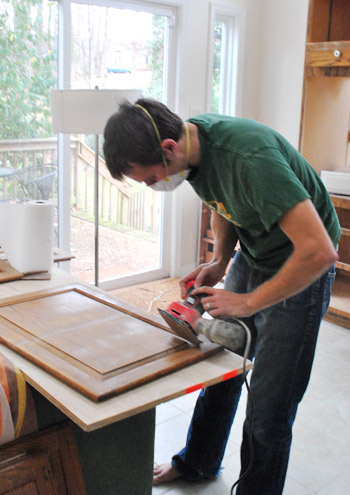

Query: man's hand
[[192, 286, 255, 319], [180, 260, 227, 298]]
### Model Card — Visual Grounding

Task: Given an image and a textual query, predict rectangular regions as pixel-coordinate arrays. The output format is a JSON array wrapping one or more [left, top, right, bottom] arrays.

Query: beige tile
[[156, 402, 184, 426], [189, 452, 241, 494], [171, 391, 200, 413], [152, 484, 179, 495], [154, 413, 190, 465], [283, 475, 314, 495], [152, 485, 172, 495], [153, 484, 197, 495], [287, 445, 341, 492], [317, 471, 350, 495]]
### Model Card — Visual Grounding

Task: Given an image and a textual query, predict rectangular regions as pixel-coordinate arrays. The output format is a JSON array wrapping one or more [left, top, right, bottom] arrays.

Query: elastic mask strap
[[180, 123, 190, 178], [135, 104, 169, 176]]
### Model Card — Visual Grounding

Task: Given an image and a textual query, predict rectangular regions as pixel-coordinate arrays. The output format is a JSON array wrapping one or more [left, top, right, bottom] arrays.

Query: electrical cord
[[230, 317, 255, 495]]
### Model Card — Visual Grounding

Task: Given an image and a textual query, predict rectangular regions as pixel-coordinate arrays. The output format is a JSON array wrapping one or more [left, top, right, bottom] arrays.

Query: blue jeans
[[172, 250, 335, 495]]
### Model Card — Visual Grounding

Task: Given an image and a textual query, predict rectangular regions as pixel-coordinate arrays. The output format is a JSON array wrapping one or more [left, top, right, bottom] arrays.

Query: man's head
[[103, 98, 184, 182]]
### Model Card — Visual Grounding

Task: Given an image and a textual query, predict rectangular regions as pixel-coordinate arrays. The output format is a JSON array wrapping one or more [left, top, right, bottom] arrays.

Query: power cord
[[230, 318, 255, 495]]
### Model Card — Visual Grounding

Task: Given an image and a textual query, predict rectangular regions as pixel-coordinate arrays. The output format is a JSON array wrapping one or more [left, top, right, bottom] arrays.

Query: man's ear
[[161, 139, 178, 158]]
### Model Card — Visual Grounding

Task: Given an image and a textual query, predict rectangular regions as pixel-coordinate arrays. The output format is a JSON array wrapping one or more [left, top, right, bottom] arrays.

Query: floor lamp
[[51, 88, 142, 286]]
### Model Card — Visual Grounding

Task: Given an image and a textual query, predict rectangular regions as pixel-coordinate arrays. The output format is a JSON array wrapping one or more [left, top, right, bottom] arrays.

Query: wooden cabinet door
[[0, 284, 221, 401], [0, 422, 85, 495]]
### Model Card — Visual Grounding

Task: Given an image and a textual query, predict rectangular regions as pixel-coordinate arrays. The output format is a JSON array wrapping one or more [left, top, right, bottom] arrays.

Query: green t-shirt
[[187, 114, 341, 273]]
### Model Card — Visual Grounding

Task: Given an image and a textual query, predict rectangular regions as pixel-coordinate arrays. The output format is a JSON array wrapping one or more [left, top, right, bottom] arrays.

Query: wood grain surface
[[0, 261, 23, 283]]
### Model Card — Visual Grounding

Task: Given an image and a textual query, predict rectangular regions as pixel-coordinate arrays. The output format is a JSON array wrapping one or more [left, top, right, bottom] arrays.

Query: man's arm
[[180, 210, 238, 297], [195, 199, 338, 318], [210, 210, 239, 273]]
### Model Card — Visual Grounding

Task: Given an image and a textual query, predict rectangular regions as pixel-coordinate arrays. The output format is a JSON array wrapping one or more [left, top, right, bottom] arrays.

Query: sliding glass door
[[64, 0, 176, 288]]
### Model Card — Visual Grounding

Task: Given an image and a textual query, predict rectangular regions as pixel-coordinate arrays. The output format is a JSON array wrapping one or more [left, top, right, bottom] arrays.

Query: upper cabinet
[[300, 0, 350, 175]]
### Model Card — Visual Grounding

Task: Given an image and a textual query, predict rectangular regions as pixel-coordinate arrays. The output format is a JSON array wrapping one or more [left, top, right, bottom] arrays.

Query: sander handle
[[183, 280, 209, 315]]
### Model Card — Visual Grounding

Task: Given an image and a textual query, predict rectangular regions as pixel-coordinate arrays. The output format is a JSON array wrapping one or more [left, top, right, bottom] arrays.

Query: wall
[[247, 0, 309, 146], [173, 0, 310, 277]]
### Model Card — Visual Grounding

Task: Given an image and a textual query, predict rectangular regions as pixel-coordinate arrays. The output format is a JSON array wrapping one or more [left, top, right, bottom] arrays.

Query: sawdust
[[109, 277, 182, 315]]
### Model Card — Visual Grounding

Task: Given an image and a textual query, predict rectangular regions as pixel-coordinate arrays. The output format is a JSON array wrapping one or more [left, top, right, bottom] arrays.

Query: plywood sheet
[[0, 284, 221, 401]]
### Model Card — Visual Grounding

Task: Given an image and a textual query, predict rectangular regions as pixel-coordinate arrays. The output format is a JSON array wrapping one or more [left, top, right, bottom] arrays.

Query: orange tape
[[185, 369, 238, 394], [186, 383, 203, 394], [222, 370, 238, 381]]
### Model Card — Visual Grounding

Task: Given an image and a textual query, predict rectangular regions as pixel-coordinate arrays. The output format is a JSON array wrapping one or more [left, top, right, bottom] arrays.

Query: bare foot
[[153, 462, 181, 486]]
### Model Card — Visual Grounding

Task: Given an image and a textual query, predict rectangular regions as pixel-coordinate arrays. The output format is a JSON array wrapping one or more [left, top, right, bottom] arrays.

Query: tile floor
[[152, 319, 350, 495]]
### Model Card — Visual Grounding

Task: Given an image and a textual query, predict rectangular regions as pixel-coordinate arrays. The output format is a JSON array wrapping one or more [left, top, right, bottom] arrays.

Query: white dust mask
[[149, 168, 190, 191]]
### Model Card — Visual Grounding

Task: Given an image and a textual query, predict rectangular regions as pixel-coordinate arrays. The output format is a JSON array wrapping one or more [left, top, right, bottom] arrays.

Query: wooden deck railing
[[0, 138, 159, 235]]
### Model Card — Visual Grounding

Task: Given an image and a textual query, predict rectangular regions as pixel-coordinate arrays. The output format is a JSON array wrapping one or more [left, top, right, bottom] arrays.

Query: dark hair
[[103, 98, 183, 180]]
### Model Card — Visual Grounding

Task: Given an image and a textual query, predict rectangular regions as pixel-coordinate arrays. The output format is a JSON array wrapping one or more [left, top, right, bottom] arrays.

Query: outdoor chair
[[14, 164, 57, 201]]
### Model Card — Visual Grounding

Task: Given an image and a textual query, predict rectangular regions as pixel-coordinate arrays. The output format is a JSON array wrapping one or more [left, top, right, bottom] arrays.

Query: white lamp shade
[[51, 89, 142, 134]]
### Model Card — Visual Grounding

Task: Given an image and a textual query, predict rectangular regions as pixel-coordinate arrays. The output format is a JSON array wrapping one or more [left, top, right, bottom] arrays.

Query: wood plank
[[331, 194, 350, 210], [53, 248, 74, 262], [0, 284, 222, 401], [336, 261, 350, 272], [330, 0, 350, 41], [0, 248, 73, 263], [0, 261, 23, 283], [307, 0, 332, 42], [325, 272, 350, 328], [300, 77, 350, 173], [305, 41, 350, 66]]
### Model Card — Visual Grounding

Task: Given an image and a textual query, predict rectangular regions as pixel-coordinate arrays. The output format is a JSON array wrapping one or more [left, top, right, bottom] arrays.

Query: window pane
[[0, 0, 58, 239], [70, 3, 167, 284], [212, 21, 223, 113]]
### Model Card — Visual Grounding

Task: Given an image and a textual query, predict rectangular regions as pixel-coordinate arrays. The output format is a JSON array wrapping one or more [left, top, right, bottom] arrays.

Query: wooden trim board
[[0, 283, 222, 401], [0, 261, 23, 283]]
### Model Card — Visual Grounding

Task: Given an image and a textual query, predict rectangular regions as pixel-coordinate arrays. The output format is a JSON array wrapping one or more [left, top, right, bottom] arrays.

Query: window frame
[[206, 2, 246, 116]]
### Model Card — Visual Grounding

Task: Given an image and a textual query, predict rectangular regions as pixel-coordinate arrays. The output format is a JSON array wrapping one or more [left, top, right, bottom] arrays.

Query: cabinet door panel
[[0, 284, 221, 401]]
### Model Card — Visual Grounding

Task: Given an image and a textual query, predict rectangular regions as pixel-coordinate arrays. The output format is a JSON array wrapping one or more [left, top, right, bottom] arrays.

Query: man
[[103, 98, 340, 495]]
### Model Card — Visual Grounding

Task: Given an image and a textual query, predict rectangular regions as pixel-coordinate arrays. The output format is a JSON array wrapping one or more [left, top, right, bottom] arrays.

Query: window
[[207, 3, 245, 116], [0, 0, 59, 226]]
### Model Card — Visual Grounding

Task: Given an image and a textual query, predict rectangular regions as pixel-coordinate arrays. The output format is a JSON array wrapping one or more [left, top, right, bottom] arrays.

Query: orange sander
[[158, 280, 205, 345], [158, 280, 247, 352]]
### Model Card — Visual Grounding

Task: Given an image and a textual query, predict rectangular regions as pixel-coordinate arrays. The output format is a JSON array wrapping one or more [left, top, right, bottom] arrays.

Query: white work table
[[0, 268, 250, 432]]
